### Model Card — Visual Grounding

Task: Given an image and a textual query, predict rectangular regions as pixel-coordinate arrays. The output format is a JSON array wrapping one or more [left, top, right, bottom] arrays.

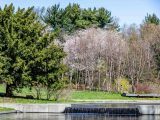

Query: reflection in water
[[0, 113, 159, 120]]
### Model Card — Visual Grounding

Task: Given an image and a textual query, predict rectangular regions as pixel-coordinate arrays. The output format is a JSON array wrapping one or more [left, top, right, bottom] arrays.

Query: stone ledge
[[1, 103, 160, 115], [0, 103, 71, 113], [0, 110, 17, 114], [137, 105, 160, 115]]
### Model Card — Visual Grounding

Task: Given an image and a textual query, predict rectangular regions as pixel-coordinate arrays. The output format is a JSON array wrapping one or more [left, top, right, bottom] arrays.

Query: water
[[0, 113, 160, 120]]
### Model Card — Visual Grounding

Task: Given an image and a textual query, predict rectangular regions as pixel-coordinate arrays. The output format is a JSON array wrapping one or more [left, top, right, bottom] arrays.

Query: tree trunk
[[131, 78, 135, 93], [5, 84, 13, 97], [98, 69, 101, 90]]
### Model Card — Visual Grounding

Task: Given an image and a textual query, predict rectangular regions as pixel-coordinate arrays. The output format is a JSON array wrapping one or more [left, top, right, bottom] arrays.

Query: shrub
[[135, 83, 152, 94], [115, 78, 130, 93]]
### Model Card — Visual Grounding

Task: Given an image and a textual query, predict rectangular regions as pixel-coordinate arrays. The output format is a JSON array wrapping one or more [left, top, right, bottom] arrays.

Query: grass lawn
[[1, 84, 160, 103], [0, 84, 71, 103], [0, 107, 14, 112], [0, 84, 46, 99], [0, 97, 64, 103], [71, 91, 160, 100], [71, 91, 131, 100]]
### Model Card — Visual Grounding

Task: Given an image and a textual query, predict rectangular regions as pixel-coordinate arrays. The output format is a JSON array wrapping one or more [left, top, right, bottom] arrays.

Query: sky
[[0, 0, 160, 26]]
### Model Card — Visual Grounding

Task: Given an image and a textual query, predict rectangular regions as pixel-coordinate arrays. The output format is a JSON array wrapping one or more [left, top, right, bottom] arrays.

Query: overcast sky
[[0, 0, 160, 26]]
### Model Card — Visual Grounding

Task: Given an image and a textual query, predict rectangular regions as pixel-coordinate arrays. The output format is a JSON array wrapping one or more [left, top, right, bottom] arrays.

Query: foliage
[[1, 85, 160, 102], [141, 17, 160, 72], [64, 27, 155, 92], [135, 83, 152, 94], [64, 28, 126, 91], [0, 107, 14, 111], [144, 13, 160, 25], [0, 4, 39, 96], [115, 78, 130, 93], [0, 4, 67, 98], [0, 4, 160, 97], [42, 3, 119, 35], [28, 38, 67, 100]]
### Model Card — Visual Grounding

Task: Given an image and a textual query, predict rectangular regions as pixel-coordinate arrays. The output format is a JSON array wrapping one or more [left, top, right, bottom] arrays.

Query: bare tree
[[63, 26, 157, 93], [64, 28, 127, 91]]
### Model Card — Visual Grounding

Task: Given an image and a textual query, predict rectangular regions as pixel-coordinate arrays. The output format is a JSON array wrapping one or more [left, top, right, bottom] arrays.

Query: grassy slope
[[71, 91, 129, 100], [0, 84, 46, 99], [71, 91, 160, 100], [0, 107, 14, 112], [1, 84, 160, 103], [0, 97, 60, 103]]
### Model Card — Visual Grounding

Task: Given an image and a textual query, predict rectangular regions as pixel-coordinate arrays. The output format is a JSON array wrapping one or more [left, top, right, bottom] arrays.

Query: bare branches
[[63, 26, 157, 92]]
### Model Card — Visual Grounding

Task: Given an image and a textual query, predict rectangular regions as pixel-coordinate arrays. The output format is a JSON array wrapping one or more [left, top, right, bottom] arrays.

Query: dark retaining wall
[[64, 107, 140, 115]]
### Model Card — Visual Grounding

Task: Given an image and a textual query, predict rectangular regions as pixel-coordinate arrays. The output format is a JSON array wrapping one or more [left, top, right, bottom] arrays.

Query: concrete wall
[[137, 105, 160, 115], [1, 103, 160, 115], [0, 103, 71, 113]]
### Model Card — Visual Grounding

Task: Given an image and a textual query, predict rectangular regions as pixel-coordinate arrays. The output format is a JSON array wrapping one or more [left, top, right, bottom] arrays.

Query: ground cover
[[1, 84, 160, 104], [0, 107, 14, 112], [71, 91, 160, 100]]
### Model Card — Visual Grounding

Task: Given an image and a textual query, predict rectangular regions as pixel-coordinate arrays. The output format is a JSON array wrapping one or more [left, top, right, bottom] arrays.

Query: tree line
[[0, 3, 160, 99], [64, 13, 160, 93]]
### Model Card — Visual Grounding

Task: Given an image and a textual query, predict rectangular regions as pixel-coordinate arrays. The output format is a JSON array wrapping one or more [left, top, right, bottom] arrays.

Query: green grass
[[71, 91, 160, 100], [0, 84, 47, 99], [1, 84, 160, 103], [71, 91, 135, 100], [0, 83, 56, 101], [0, 84, 5, 93], [0, 97, 67, 103], [0, 107, 14, 112], [0, 84, 73, 103]]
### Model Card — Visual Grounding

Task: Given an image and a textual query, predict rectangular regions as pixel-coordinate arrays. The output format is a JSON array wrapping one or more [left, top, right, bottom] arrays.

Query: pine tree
[[144, 13, 160, 25], [42, 3, 119, 34], [0, 4, 67, 97]]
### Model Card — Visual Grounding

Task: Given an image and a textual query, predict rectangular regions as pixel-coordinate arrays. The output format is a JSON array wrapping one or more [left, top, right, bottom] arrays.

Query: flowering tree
[[64, 28, 127, 91]]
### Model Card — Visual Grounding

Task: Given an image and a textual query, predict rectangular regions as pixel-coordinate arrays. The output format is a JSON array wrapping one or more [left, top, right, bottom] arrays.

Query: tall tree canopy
[[42, 3, 119, 34], [144, 13, 160, 25], [0, 4, 67, 97], [141, 14, 160, 71]]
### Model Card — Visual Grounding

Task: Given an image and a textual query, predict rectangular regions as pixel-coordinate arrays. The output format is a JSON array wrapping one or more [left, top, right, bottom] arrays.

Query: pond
[[0, 113, 159, 120]]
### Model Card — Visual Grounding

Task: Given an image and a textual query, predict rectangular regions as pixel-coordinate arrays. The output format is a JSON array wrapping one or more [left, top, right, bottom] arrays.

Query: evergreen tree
[[0, 4, 67, 97], [28, 33, 67, 100], [42, 3, 119, 34], [144, 13, 160, 25]]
